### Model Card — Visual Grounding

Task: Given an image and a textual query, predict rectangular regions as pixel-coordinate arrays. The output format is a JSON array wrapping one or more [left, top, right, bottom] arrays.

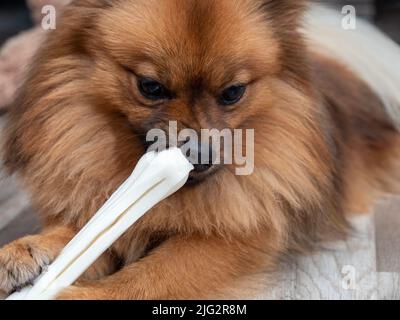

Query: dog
[[1, 0, 400, 299]]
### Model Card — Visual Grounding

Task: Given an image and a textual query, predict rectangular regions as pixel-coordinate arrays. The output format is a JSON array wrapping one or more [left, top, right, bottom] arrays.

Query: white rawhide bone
[[6, 148, 193, 300]]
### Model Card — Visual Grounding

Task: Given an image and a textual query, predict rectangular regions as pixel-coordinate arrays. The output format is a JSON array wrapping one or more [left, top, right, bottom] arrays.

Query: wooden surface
[[0, 116, 40, 247], [219, 199, 400, 300], [255, 201, 400, 300]]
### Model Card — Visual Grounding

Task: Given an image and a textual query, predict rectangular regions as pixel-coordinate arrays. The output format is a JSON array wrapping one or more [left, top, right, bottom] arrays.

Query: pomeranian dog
[[1, 0, 400, 299]]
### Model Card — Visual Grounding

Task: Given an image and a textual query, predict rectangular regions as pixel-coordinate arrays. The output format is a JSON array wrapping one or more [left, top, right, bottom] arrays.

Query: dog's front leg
[[0, 226, 75, 295], [57, 232, 279, 300]]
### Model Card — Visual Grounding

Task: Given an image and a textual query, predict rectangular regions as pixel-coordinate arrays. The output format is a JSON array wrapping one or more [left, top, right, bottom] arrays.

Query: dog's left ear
[[258, 0, 307, 12], [256, 0, 309, 81]]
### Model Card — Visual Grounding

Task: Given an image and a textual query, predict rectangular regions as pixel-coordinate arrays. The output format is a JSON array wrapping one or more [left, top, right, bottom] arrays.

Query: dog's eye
[[219, 85, 246, 106], [138, 77, 170, 100]]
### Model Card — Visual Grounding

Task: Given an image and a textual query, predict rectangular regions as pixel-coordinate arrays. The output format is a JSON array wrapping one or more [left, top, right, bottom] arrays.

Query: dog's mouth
[[139, 140, 221, 185], [181, 141, 222, 185], [139, 131, 222, 185]]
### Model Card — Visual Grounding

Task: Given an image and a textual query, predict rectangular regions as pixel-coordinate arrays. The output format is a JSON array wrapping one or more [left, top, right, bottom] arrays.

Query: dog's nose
[[193, 146, 214, 172], [193, 161, 213, 173], [181, 140, 215, 172]]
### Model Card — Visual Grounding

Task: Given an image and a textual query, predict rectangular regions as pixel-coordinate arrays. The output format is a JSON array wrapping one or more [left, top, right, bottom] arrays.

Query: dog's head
[[62, 0, 308, 180]]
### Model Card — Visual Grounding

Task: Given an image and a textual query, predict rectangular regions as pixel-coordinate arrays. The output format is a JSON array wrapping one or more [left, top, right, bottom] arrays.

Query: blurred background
[[0, 0, 31, 45], [319, 0, 400, 43]]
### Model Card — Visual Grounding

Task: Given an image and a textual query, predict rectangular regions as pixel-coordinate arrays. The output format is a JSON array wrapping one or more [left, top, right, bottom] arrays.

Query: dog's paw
[[0, 236, 52, 294]]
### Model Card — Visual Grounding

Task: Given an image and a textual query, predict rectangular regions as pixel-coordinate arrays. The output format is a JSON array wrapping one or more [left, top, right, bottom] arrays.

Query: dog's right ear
[[257, 0, 307, 26], [258, 0, 308, 11], [255, 0, 310, 82]]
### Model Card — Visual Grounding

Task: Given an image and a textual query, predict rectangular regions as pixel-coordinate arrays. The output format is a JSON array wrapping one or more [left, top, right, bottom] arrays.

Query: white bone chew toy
[[6, 148, 193, 300]]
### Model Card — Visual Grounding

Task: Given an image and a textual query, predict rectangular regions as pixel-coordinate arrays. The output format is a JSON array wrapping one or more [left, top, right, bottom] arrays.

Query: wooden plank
[[0, 115, 41, 246], [0, 172, 31, 231], [0, 207, 40, 247], [240, 212, 400, 299], [291, 215, 378, 300], [375, 197, 400, 273], [377, 273, 400, 300]]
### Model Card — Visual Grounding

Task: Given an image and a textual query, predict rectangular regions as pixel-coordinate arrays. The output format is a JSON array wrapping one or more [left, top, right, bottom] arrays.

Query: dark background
[[375, 0, 400, 42], [0, 0, 32, 45]]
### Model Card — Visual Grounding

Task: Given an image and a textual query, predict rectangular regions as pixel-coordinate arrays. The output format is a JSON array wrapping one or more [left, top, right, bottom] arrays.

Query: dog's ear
[[258, 0, 307, 26], [258, 0, 307, 12], [256, 0, 309, 82], [256, 0, 309, 39]]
